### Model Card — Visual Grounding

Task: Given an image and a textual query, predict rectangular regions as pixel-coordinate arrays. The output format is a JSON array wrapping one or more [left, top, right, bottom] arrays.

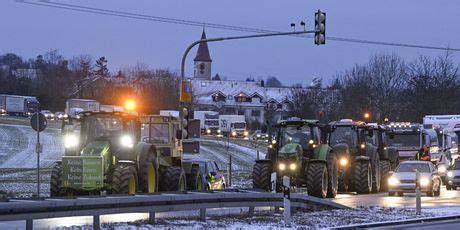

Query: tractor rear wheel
[[187, 166, 204, 191], [112, 163, 138, 194], [252, 161, 272, 191], [326, 153, 338, 198], [159, 166, 187, 192], [50, 162, 63, 197], [351, 160, 372, 194], [306, 162, 328, 198], [380, 160, 391, 192], [139, 150, 158, 193]]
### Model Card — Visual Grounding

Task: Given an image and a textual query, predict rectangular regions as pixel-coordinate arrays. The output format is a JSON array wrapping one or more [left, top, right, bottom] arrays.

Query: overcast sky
[[1, 0, 459, 86]]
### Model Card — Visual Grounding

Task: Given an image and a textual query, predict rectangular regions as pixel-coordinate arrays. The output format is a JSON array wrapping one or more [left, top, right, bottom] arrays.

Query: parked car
[[183, 157, 226, 190], [387, 160, 441, 197], [41, 110, 55, 120], [446, 160, 460, 190]]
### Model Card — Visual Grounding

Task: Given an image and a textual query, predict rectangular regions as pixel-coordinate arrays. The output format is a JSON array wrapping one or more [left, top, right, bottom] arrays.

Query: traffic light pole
[[179, 29, 317, 131]]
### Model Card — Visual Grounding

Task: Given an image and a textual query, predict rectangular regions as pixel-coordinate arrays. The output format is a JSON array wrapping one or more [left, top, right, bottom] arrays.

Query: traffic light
[[182, 107, 189, 139], [314, 10, 326, 45]]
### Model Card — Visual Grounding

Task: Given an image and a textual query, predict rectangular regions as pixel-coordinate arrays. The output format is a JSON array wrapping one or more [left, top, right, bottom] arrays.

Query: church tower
[[193, 30, 212, 79]]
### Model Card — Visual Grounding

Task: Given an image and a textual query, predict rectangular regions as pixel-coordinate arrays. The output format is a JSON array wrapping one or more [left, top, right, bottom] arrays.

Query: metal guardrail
[[0, 189, 348, 230]]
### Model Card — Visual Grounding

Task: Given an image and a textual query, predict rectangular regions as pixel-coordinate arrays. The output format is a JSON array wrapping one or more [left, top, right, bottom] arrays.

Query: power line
[[19, 0, 460, 52]]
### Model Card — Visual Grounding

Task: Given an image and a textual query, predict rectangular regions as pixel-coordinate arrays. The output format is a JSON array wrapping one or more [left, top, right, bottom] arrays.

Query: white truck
[[0, 94, 39, 116], [193, 111, 220, 135], [219, 114, 248, 138], [423, 115, 460, 163], [65, 99, 100, 119]]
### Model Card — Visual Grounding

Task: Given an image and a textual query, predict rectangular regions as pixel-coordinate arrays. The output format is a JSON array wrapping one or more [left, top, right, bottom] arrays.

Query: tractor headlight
[[289, 163, 297, 170], [256, 134, 261, 138], [120, 135, 134, 148], [268, 144, 273, 149], [309, 140, 314, 144], [217, 129, 221, 134], [420, 177, 430, 187], [388, 177, 399, 186], [438, 165, 447, 174], [63, 114, 68, 119], [339, 157, 348, 167], [76, 114, 81, 119], [448, 171, 453, 177], [244, 131, 249, 136], [272, 139, 277, 144], [206, 129, 211, 134], [360, 143, 366, 149], [279, 163, 286, 171], [232, 131, 237, 136], [63, 133, 79, 148]]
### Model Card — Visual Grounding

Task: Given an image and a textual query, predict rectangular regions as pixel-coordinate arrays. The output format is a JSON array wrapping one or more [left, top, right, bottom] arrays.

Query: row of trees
[[0, 51, 179, 113], [290, 52, 460, 123]]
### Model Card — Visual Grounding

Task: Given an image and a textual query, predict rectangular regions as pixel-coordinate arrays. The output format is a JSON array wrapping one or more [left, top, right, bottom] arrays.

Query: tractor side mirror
[[176, 130, 182, 140]]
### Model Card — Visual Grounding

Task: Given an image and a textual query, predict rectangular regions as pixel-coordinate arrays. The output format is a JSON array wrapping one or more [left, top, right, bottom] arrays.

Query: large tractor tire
[[326, 153, 339, 198], [369, 152, 381, 193], [306, 162, 328, 198], [112, 163, 138, 195], [252, 161, 272, 191], [380, 160, 391, 192], [139, 150, 158, 193], [50, 162, 64, 197], [187, 166, 204, 191], [351, 160, 372, 194], [159, 166, 187, 192]]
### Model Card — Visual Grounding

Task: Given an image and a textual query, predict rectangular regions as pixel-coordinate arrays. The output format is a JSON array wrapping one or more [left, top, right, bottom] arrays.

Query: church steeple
[[194, 30, 212, 62], [194, 29, 212, 79]]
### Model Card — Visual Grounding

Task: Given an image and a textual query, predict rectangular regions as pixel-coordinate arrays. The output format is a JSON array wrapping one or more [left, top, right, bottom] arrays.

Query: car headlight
[[120, 135, 134, 148], [272, 139, 277, 144], [232, 131, 237, 136], [63, 114, 68, 118], [388, 177, 399, 186], [448, 171, 453, 178], [256, 134, 261, 138], [419, 177, 430, 187], [244, 131, 249, 136], [339, 157, 348, 167], [206, 129, 211, 134], [309, 140, 314, 144], [438, 165, 447, 173], [217, 129, 221, 134], [279, 163, 286, 171], [63, 133, 79, 148], [289, 163, 297, 170]]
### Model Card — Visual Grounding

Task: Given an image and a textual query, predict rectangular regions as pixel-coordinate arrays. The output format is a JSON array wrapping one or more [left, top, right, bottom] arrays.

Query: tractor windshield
[[81, 115, 128, 144], [330, 126, 357, 147], [141, 123, 170, 143], [279, 125, 313, 150]]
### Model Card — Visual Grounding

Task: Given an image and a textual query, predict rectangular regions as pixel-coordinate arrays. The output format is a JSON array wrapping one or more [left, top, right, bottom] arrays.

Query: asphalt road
[[333, 186, 460, 208], [373, 219, 460, 229]]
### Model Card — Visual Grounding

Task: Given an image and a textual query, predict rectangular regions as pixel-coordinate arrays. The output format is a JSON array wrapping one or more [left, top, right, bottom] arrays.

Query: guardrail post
[[26, 219, 33, 230], [415, 169, 421, 215], [248, 206, 255, 217], [283, 176, 291, 227], [149, 212, 155, 224], [200, 208, 206, 221], [271, 172, 280, 213], [93, 215, 100, 230]]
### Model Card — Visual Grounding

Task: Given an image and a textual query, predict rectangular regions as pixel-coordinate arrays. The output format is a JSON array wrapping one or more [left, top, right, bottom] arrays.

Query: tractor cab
[[140, 115, 183, 167], [329, 119, 370, 155]]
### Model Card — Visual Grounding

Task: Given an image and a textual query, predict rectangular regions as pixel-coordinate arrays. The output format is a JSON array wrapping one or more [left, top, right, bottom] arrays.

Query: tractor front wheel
[[139, 150, 158, 193], [159, 166, 187, 192], [306, 162, 329, 198], [112, 163, 138, 195], [327, 153, 339, 198], [252, 161, 272, 191], [50, 162, 64, 197], [351, 160, 372, 194], [187, 166, 204, 191]]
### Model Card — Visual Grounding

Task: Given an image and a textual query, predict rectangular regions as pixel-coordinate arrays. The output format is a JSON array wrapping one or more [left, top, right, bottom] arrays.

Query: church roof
[[194, 30, 212, 62]]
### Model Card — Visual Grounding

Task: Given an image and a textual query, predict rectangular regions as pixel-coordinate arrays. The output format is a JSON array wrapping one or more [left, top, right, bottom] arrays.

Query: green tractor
[[329, 119, 380, 194], [50, 112, 202, 196], [252, 118, 339, 198]]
